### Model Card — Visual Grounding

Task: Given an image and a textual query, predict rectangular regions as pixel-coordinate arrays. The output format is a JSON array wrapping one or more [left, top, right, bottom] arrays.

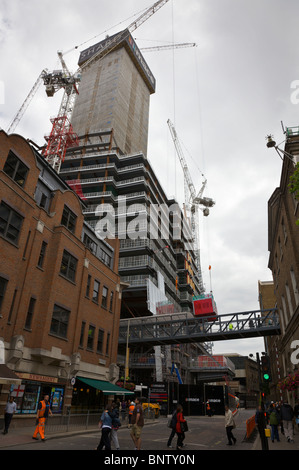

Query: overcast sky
[[1, 0, 299, 357]]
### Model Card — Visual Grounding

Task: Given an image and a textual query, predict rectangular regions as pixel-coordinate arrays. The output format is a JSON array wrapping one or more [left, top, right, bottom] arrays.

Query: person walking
[[3, 396, 17, 434], [128, 401, 135, 428], [97, 405, 113, 450], [175, 404, 186, 450], [32, 394, 52, 441], [110, 401, 121, 450], [206, 400, 212, 417], [280, 401, 294, 443], [130, 397, 144, 450], [225, 405, 236, 445], [269, 403, 280, 442], [167, 408, 177, 448]]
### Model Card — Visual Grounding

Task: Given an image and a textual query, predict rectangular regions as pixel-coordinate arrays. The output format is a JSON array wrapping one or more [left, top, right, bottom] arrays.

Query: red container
[[193, 294, 217, 321]]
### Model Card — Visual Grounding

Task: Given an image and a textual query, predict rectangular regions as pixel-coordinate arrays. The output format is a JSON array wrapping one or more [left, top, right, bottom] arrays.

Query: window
[[0, 202, 24, 244], [97, 329, 104, 353], [87, 325, 95, 350], [92, 280, 100, 303], [50, 304, 70, 338], [106, 332, 110, 355], [79, 321, 86, 347], [37, 241, 47, 268], [60, 250, 77, 282], [83, 233, 97, 255], [86, 274, 91, 297], [61, 206, 77, 233], [0, 277, 8, 312], [109, 291, 114, 311], [3, 151, 29, 187], [24, 297, 36, 329], [102, 286, 108, 308]]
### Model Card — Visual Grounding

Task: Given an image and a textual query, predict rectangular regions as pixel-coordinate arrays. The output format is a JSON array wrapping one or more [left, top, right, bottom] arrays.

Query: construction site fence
[[245, 415, 256, 439], [45, 409, 156, 435]]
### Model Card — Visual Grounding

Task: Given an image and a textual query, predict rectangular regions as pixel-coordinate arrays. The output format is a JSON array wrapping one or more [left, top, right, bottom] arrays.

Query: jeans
[[270, 424, 280, 441], [97, 427, 111, 450]]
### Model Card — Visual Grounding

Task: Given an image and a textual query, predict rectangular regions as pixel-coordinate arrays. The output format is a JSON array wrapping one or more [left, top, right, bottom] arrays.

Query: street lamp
[[266, 134, 295, 164]]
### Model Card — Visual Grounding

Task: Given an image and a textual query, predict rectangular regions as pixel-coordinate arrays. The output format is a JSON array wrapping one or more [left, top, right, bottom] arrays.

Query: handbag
[[180, 421, 188, 432]]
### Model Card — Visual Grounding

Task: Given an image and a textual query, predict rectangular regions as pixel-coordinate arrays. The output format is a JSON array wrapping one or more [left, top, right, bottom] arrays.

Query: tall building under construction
[[71, 30, 155, 157], [59, 30, 203, 384]]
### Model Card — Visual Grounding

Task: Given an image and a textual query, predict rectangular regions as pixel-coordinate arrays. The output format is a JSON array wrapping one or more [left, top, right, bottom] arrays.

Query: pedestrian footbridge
[[118, 309, 280, 347]]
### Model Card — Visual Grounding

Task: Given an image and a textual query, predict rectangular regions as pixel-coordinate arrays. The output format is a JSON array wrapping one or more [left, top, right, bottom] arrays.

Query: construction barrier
[[246, 415, 256, 439]]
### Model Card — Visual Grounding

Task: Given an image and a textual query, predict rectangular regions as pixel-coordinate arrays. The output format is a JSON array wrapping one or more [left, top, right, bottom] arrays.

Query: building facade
[[0, 130, 127, 418], [268, 127, 299, 405]]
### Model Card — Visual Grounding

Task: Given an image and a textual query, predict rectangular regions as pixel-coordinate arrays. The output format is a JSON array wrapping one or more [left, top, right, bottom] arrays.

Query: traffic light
[[261, 354, 272, 383]]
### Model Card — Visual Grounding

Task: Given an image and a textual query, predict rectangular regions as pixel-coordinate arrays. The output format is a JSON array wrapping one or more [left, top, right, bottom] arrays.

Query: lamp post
[[249, 352, 269, 451], [266, 134, 295, 164]]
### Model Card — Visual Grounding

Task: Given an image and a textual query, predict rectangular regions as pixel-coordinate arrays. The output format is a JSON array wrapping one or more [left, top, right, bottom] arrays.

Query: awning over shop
[[77, 377, 134, 395], [0, 364, 22, 385]]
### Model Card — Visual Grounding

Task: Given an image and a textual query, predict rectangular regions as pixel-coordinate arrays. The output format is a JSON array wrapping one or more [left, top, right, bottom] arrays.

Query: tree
[[288, 162, 299, 225]]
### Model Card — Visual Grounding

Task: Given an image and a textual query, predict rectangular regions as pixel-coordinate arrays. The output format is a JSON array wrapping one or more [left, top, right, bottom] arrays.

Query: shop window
[[3, 151, 29, 188], [0, 201, 24, 244], [60, 250, 77, 283], [50, 304, 70, 338]]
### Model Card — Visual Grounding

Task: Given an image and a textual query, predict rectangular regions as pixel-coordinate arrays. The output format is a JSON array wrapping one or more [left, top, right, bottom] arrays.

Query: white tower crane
[[7, 69, 48, 134], [167, 119, 215, 292], [42, 0, 170, 172]]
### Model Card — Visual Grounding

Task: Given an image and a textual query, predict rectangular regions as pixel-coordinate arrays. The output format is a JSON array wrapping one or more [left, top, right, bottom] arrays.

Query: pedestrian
[[110, 401, 121, 450], [175, 404, 186, 450], [130, 397, 144, 450], [121, 400, 126, 422], [167, 408, 177, 448], [206, 400, 212, 417], [269, 403, 280, 443], [32, 394, 52, 441], [97, 405, 113, 450], [225, 405, 236, 445], [3, 396, 17, 434], [128, 400, 135, 428], [280, 401, 294, 443]]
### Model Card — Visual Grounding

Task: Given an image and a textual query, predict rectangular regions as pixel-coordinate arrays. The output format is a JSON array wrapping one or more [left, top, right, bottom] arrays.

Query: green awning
[[77, 377, 134, 395]]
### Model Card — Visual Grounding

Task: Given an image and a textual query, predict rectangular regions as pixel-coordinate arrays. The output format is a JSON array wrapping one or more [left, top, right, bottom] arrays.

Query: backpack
[[269, 410, 278, 425]]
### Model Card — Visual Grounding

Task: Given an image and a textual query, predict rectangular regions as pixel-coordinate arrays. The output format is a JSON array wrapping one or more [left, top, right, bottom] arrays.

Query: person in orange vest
[[32, 394, 52, 441], [128, 401, 135, 428], [206, 400, 212, 417]]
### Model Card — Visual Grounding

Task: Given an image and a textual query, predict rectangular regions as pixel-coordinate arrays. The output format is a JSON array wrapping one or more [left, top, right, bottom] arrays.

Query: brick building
[[268, 127, 299, 405], [0, 130, 130, 419]]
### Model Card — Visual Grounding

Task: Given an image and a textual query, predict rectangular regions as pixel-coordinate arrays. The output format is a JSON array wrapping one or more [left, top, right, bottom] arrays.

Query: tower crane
[[140, 42, 197, 53], [167, 119, 215, 292], [42, 0, 170, 172], [7, 69, 48, 134]]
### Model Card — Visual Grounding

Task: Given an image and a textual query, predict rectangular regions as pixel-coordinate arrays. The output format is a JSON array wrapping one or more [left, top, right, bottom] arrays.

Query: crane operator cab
[[193, 293, 217, 321]]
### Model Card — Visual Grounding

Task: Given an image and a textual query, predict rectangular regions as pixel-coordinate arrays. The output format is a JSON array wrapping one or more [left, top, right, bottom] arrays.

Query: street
[[0, 409, 255, 451]]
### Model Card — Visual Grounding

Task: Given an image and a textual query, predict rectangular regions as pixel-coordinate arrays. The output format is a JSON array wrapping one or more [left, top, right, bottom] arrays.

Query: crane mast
[[167, 119, 215, 292]]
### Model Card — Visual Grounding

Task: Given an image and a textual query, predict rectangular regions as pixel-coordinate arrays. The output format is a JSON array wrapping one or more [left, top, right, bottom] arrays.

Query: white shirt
[[5, 401, 17, 414]]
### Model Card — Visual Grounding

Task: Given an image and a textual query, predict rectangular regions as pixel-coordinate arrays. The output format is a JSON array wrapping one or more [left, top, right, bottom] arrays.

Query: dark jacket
[[280, 403, 294, 421]]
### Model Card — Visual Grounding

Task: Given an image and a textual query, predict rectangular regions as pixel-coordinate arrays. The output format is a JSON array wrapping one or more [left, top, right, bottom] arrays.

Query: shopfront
[[11, 373, 65, 415]]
